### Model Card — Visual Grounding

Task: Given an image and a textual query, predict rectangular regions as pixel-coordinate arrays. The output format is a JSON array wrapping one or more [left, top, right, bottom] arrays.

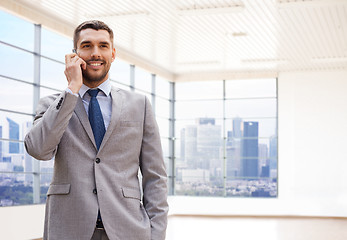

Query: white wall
[[277, 70, 347, 216], [2, 70, 347, 239], [169, 70, 347, 218]]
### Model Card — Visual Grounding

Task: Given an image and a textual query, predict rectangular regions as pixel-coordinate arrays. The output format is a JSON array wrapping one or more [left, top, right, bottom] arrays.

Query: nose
[[91, 46, 101, 58]]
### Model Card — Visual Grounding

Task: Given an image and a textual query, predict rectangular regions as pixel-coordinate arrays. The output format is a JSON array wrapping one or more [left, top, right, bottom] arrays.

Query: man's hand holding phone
[[64, 50, 87, 94]]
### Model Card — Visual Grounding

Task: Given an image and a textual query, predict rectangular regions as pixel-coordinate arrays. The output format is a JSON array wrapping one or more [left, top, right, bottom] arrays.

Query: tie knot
[[88, 89, 100, 98]]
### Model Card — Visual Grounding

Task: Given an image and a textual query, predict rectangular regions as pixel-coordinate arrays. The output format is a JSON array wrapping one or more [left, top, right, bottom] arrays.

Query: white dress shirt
[[66, 80, 112, 130]]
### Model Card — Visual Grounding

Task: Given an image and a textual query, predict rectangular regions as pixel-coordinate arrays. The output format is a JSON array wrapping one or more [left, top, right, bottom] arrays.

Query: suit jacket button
[[93, 189, 97, 194], [95, 158, 101, 164]]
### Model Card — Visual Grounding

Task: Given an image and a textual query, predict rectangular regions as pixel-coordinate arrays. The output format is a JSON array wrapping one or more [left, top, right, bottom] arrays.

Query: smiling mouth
[[88, 62, 103, 66], [87, 59, 105, 67]]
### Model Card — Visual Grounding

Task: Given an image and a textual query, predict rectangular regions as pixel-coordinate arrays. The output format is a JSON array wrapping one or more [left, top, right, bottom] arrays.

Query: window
[[0, 9, 277, 207], [0, 13, 73, 206], [0, 12, 57, 206], [175, 79, 278, 197]]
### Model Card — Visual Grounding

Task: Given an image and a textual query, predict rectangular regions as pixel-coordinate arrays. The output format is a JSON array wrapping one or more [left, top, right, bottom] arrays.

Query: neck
[[83, 78, 108, 89]]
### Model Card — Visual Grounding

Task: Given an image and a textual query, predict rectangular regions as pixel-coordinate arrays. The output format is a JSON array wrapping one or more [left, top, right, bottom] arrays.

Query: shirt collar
[[79, 79, 112, 98]]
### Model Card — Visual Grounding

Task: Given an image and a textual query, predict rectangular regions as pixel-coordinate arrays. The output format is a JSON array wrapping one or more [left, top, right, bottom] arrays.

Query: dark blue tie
[[87, 89, 105, 227], [88, 89, 106, 150]]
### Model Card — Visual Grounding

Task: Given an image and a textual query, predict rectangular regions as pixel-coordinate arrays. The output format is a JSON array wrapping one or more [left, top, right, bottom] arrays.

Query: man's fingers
[[65, 53, 86, 69], [65, 53, 78, 64], [64, 53, 83, 93], [78, 58, 87, 70]]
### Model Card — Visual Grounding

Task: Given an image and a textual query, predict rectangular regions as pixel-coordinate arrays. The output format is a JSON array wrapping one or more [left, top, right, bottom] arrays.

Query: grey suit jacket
[[25, 87, 168, 240]]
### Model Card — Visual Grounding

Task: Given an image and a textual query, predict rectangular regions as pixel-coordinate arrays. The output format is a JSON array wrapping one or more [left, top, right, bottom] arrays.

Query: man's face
[[76, 28, 115, 85]]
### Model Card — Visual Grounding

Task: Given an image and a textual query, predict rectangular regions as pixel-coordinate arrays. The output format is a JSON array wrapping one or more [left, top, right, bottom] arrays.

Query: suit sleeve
[[140, 97, 169, 240], [24, 91, 78, 160]]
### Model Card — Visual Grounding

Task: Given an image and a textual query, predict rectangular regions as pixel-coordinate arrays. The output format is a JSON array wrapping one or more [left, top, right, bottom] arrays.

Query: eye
[[81, 44, 90, 48], [100, 44, 109, 48]]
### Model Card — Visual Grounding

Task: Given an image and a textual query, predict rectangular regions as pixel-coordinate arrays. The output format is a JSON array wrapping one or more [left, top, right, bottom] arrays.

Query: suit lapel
[[99, 86, 123, 151], [74, 96, 97, 149]]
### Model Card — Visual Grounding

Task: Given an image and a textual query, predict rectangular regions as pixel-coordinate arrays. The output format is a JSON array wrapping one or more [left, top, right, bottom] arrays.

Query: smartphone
[[72, 49, 77, 53]]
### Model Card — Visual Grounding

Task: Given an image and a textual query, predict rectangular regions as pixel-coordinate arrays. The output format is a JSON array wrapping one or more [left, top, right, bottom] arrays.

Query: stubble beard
[[82, 63, 111, 84]]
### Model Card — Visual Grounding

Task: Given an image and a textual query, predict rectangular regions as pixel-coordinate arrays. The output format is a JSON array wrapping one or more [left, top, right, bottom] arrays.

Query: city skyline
[[176, 116, 277, 198], [0, 112, 278, 206]]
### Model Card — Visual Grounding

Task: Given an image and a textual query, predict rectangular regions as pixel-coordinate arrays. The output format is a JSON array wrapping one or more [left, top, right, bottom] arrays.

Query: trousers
[[91, 228, 109, 240]]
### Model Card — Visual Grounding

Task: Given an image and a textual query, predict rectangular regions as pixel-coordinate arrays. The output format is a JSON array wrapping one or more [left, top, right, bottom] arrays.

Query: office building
[[242, 121, 259, 178], [7, 118, 19, 154], [196, 118, 221, 174]]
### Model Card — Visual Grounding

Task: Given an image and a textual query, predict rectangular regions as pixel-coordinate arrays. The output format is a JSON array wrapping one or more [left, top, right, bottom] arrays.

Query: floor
[[166, 215, 347, 240], [31, 216, 347, 240]]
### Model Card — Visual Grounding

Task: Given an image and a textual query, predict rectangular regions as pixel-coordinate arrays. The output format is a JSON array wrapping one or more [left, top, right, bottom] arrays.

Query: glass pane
[[0, 173, 34, 206], [176, 81, 223, 100], [174, 138, 181, 162], [164, 157, 170, 177], [40, 58, 66, 90], [160, 138, 169, 159], [225, 118, 277, 138], [156, 97, 170, 118], [109, 59, 130, 85], [0, 44, 34, 83], [41, 27, 72, 62], [134, 67, 152, 93], [176, 100, 223, 119], [0, 111, 33, 141], [225, 98, 277, 118], [226, 78, 277, 98], [40, 87, 61, 99], [0, 11, 34, 51], [156, 75, 170, 98], [156, 117, 169, 138], [0, 77, 33, 114]]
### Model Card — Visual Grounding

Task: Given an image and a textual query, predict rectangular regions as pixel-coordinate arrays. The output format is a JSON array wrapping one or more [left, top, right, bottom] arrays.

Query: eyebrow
[[79, 40, 110, 46], [99, 41, 110, 46], [79, 40, 91, 45]]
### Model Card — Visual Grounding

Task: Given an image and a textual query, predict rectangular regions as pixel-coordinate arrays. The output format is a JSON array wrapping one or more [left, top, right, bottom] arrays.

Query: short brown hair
[[73, 20, 114, 49]]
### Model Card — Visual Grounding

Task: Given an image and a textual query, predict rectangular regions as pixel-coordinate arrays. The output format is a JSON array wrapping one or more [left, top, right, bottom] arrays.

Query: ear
[[111, 48, 116, 62]]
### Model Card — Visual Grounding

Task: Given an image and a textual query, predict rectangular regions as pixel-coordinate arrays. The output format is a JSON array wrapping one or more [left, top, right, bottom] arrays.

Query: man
[[24, 20, 168, 240]]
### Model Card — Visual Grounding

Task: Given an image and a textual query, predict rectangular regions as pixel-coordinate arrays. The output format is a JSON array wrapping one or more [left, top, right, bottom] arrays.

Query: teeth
[[90, 63, 101, 66]]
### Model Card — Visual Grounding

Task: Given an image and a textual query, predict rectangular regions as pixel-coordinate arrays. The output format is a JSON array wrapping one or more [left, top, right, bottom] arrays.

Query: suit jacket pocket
[[122, 187, 141, 200], [47, 183, 71, 196]]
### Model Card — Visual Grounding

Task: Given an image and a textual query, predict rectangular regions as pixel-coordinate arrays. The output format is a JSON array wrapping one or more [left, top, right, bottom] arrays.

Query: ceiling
[[1, 0, 347, 81]]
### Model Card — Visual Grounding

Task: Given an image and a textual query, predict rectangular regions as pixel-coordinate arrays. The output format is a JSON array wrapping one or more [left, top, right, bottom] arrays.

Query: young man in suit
[[25, 20, 168, 240]]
